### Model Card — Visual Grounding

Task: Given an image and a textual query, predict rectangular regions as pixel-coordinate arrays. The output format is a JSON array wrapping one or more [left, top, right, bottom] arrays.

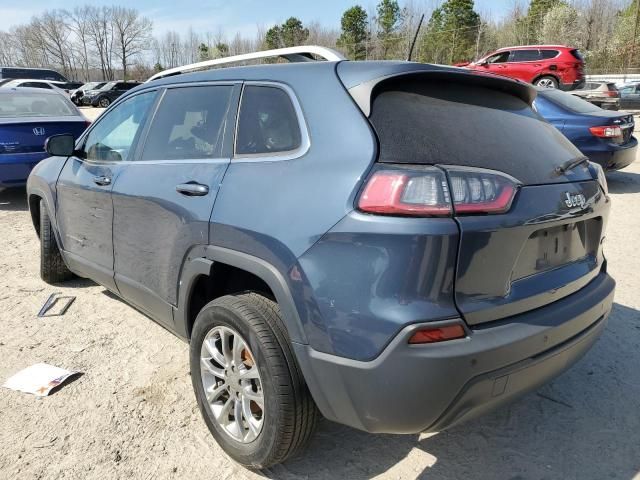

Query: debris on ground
[[38, 293, 76, 317], [2, 363, 80, 396]]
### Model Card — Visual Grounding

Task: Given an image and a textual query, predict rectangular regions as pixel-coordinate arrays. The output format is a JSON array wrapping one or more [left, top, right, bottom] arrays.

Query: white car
[[0, 79, 69, 96]]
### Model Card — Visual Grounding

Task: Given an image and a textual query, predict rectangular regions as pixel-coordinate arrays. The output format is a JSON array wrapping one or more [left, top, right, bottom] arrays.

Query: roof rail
[[147, 45, 346, 82]]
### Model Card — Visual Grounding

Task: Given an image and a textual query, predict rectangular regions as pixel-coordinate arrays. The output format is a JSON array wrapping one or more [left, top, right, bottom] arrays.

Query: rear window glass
[[511, 50, 541, 62], [538, 89, 601, 113], [0, 92, 76, 117], [570, 49, 584, 61], [141, 85, 232, 160], [236, 86, 301, 155], [606, 83, 618, 91], [369, 79, 584, 185]]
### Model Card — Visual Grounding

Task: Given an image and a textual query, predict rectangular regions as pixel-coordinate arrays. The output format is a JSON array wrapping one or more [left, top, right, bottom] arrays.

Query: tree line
[[0, 0, 638, 82]]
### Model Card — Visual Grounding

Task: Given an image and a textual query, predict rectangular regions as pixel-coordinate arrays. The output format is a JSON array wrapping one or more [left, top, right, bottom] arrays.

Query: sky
[[0, 0, 518, 37]]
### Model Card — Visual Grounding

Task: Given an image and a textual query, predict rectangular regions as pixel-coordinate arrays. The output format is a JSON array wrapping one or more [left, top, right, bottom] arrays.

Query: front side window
[[486, 52, 509, 64], [83, 91, 155, 162], [510, 49, 541, 62], [22, 82, 51, 89], [141, 85, 232, 161], [236, 85, 302, 155]]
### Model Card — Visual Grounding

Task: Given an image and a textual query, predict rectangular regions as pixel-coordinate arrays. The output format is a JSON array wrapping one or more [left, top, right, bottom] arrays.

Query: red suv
[[460, 45, 585, 90]]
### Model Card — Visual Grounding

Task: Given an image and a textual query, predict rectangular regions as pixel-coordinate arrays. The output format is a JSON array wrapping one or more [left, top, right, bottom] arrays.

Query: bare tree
[[31, 10, 75, 77], [87, 6, 115, 80], [112, 6, 152, 80]]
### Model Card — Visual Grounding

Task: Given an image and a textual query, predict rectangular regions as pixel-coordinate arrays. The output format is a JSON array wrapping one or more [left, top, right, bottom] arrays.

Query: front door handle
[[93, 175, 111, 186], [176, 182, 209, 196]]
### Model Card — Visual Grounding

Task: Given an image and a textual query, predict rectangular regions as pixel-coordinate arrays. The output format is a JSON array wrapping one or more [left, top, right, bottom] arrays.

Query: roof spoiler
[[343, 68, 537, 117], [147, 45, 346, 82]]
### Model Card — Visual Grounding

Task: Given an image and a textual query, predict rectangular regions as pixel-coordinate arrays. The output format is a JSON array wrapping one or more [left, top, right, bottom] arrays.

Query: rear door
[[110, 83, 238, 326], [507, 49, 542, 82], [56, 90, 157, 290], [367, 76, 607, 326]]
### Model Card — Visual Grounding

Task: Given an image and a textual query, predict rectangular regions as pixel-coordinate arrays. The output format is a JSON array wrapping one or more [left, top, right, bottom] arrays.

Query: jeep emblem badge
[[565, 192, 586, 209]]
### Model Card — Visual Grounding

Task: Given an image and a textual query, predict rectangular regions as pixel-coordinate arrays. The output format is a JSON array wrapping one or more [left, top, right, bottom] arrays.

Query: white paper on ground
[[2, 363, 79, 396]]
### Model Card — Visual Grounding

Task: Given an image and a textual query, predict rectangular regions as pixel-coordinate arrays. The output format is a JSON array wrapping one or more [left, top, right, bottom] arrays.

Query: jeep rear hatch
[[342, 64, 609, 326]]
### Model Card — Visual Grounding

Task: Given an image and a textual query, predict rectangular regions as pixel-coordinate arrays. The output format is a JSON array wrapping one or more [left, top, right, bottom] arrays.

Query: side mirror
[[45, 134, 75, 157]]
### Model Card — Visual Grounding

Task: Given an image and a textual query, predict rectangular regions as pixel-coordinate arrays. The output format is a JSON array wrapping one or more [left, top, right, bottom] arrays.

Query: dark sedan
[[82, 81, 141, 108], [534, 88, 637, 171], [0, 88, 88, 188]]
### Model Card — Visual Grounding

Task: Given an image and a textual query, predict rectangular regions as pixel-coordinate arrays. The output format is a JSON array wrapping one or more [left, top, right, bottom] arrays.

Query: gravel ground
[[1, 126, 639, 479]]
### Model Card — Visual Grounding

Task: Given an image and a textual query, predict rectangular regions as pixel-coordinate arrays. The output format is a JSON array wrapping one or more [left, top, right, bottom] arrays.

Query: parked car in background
[[82, 81, 141, 107], [0, 67, 69, 83], [27, 46, 615, 469], [571, 81, 620, 110], [534, 88, 636, 171], [619, 83, 640, 110], [0, 79, 70, 96], [70, 82, 106, 105], [0, 88, 88, 189], [459, 45, 585, 90]]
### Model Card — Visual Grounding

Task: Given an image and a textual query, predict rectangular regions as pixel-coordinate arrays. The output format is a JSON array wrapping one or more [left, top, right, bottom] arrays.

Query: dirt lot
[[1, 135, 640, 480]]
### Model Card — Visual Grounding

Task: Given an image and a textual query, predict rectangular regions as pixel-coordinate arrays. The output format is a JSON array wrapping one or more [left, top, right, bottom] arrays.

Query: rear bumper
[[294, 271, 614, 434], [586, 136, 638, 171], [0, 152, 47, 187]]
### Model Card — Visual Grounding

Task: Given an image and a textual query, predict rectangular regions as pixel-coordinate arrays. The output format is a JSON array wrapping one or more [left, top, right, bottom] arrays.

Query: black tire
[[98, 97, 110, 108], [190, 293, 317, 469], [534, 75, 559, 89], [39, 201, 73, 284]]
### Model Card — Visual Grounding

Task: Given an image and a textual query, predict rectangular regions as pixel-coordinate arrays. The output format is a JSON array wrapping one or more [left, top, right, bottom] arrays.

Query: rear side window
[[21, 82, 51, 89], [510, 50, 541, 62], [368, 78, 585, 185], [141, 85, 232, 160], [539, 50, 559, 59], [235, 86, 301, 155]]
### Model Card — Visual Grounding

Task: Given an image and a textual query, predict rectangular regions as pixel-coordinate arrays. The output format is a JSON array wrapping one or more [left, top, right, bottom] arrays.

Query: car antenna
[[406, 14, 425, 62]]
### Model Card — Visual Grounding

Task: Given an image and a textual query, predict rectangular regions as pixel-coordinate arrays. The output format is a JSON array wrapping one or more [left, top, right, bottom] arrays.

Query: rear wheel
[[190, 293, 317, 468], [39, 201, 73, 284], [98, 97, 110, 108], [534, 76, 559, 89]]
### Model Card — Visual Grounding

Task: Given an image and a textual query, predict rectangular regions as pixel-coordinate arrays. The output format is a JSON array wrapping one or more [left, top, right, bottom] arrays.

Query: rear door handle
[[176, 182, 209, 196], [93, 175, 111, 186]]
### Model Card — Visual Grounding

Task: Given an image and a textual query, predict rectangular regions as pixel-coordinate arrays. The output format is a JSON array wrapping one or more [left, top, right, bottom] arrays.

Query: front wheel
[[190, 293, 317, 469], [98, 97, 110, 108], [39, 201, 73, 284], [534, 76, 559, 89]]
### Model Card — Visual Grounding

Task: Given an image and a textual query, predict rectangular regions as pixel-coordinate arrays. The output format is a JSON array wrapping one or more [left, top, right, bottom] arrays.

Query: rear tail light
[[605, 91, 619, 98], [589, 125, 622, 138], [408, 324, 467, 344], [358, 166, 452, 216], [358, 165, 520, 216], [446, 166, 519, 214]]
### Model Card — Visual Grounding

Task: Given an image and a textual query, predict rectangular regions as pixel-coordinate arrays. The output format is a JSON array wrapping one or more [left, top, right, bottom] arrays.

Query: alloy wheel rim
[[100, 99, 109, 107], [200, 326, 264, 443], [537, 78, 556, 89]]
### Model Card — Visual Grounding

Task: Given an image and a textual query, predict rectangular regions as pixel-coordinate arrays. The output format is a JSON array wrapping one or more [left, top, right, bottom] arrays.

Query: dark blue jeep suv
[[26, 47, 615, 468]]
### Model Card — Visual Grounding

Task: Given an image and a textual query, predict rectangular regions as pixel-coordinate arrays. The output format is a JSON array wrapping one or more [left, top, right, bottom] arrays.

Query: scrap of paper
[[2, 363, 79, 396]]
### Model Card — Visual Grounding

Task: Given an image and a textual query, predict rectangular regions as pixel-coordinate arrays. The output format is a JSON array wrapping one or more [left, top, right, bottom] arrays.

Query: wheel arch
[[176, 245, 307, 345]]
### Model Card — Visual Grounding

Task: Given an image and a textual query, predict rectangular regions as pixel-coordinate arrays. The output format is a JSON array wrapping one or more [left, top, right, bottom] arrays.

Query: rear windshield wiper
[[555, 156, 588, 175]]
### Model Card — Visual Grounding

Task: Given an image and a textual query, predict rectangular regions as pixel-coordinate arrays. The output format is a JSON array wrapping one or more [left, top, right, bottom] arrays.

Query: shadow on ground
[[607, 170, 640, 194], [261, 302, 640, 480], [0, 187, 28, 212]]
